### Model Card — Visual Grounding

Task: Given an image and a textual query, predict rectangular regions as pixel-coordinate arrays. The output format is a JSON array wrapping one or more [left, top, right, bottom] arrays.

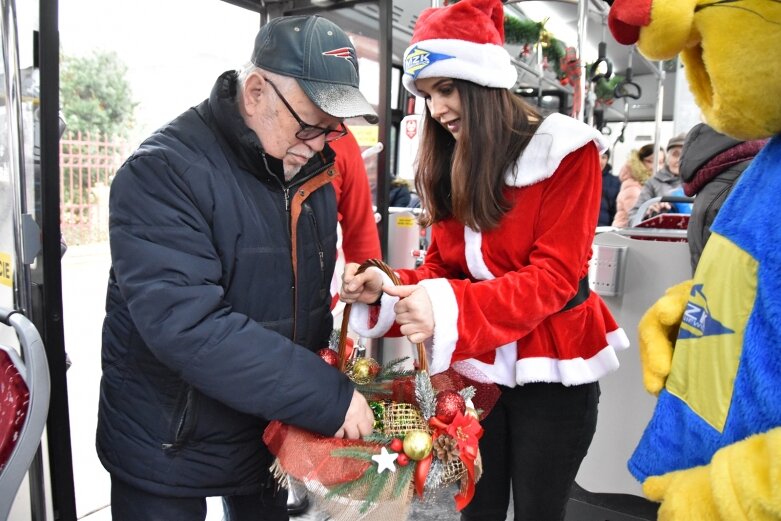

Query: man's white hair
[[235, 63, 296, 102]]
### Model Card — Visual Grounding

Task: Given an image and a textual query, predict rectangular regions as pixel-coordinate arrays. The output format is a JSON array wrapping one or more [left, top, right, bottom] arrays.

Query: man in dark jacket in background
[[98, 15, 377, 521], [598, 149, 620, 226], [680, 123, 767, 273]]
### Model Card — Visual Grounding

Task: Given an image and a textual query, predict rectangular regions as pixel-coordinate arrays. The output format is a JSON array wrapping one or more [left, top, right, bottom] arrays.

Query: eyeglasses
[[264, 78, 348, 142]]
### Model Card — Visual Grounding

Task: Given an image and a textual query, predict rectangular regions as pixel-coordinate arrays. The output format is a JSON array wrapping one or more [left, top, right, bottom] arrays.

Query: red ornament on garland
[[435, 390, 466, 423], [316, 348, 339, 367], [390, 438, 404, 453], [396, 453, 410, 466]]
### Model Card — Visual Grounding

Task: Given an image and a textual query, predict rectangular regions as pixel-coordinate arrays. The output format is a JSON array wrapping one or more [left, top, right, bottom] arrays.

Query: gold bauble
[[352, 359, 372, 379], [348, 358, 379, 385], [403, 430, 433, 461]]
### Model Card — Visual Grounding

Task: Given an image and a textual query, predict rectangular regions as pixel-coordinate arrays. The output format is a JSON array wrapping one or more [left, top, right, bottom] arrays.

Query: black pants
[[110, 475, 288, 521], [461, 381, 599, 521]]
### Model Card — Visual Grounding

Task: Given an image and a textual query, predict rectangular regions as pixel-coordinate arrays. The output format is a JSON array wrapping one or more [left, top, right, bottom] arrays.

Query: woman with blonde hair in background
[[612, 143, 657, 227]]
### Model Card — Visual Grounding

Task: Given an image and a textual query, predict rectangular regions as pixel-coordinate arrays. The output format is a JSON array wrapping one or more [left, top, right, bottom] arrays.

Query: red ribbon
[[414, 453, 432, 497], [426, 412, 483, 510]]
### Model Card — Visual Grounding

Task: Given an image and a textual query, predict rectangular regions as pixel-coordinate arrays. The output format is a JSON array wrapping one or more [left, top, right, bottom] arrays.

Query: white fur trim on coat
[[515, 344, 621, 386], [402, 39, 517, 98], [348, 268, 399, 338], [462, 343, 518, 387], [607, 328, 631, 351], [505, 113, 609, 188], [418, 278, 459, 375], [464, 227, 495, 281]]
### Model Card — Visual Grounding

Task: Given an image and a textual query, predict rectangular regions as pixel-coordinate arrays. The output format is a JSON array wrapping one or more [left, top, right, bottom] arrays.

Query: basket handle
[[337, 258, 428, 373]]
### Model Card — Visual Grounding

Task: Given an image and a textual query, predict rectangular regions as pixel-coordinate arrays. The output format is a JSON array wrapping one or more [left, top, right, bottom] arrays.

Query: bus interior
[[1, 0, 700, 519]]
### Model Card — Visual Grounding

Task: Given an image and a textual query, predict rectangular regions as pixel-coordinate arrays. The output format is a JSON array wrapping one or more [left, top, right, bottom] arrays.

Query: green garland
[[504, 17, 567, 79], [593, 74, 625, 104], [504, 16, 544, 44], [442, 2, 569, 79], [326, 446, 416, 513]]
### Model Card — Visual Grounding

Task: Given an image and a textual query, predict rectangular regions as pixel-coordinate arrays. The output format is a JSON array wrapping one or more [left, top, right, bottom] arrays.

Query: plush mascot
[[608, 1, 781, 519]]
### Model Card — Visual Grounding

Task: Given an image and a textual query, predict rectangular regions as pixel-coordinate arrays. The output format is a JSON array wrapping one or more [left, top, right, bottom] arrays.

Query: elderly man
[[97, 15, 376, 521]]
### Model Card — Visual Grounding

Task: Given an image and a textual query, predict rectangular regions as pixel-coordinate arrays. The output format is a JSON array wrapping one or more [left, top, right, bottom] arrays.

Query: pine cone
[[433, 435, 460, 464]]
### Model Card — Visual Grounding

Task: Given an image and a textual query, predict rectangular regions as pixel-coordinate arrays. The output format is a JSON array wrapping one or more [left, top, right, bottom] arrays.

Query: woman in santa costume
[[341, 0, 629, 518]]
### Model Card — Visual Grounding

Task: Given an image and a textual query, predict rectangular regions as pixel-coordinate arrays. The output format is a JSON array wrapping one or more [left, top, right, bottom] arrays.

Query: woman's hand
[[645, 201, 672, 218], [340, 263, 384, 304], [383, 285, 435, 344]]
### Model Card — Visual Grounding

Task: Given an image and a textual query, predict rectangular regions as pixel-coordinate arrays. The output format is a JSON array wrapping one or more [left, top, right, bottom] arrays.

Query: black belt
[[560, 277, 590, 312]]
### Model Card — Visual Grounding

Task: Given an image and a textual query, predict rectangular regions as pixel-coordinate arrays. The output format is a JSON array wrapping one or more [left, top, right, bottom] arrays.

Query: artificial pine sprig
[[325, 464, 378, 501], [363, 432, 396, 445], [331, 446, 379, 461], [424, 458, 445, 490], [458, 386, 476, 403], [361, 467, 392, 513], [326, 445, 406, 514], [415, 371, 437, 420], [392, 461, 416, 498], [376, 357, 415, 381]]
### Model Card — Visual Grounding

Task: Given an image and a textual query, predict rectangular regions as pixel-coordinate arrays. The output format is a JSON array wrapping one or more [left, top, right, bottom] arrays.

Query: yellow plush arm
[[637, 280, 693, 395], [644, 428, 781, 521]]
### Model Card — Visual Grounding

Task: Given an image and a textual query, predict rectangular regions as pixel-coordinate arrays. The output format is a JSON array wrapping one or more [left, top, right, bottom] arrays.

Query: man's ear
[[242, 72, 266, 117]]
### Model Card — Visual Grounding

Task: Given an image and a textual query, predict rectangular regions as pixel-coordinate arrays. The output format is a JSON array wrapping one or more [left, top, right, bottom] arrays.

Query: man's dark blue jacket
[[97, 71, 355, 497]]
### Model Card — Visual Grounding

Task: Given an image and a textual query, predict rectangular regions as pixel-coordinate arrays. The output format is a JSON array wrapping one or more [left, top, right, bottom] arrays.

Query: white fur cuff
[[348, 268, 399, 338]]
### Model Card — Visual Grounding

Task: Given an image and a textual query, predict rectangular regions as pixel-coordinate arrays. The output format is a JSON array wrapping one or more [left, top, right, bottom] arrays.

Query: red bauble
[[396, 453, 410, 466], [390, 438, 404, 453], [435, 390, 466, 423], [317, 348, 339, 367]]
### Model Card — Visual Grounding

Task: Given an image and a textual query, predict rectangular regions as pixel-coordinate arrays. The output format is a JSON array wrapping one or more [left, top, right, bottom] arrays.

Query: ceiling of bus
[[222, 0, 675, 121]]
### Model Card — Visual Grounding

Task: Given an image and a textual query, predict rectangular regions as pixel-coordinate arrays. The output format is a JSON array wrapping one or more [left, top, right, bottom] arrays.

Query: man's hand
[[383, 284, 434, 344], [340, 263, 384, 304], [333, 389, 374, 439]]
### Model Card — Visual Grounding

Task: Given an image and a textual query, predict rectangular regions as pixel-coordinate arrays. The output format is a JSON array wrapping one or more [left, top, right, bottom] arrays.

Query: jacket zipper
[[265, 163, 333, 343], [305, 203, 326, 286]]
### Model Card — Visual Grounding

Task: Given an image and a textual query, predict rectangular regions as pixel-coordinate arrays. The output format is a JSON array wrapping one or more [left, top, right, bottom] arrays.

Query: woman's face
[[641, 150, 665, 171], [414, 76, 463, 140]]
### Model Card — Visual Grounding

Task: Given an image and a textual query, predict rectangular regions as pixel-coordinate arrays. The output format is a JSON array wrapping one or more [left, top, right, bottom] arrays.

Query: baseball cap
[[667, 133, 686, 151], [251, 15, 379, 124]]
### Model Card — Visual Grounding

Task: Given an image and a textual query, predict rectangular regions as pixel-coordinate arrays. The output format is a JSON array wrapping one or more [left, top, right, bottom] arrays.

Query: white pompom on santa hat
[[402, 0, 517, 98]]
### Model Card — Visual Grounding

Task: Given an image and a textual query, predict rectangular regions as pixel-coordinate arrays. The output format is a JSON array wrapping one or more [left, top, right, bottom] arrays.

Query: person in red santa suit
[[340, 0, 630, 519], [328, 126, 382, 310]]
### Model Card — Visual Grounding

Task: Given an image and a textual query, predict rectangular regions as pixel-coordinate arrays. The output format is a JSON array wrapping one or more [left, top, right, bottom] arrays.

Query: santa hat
[[402, 0, 517, 98]]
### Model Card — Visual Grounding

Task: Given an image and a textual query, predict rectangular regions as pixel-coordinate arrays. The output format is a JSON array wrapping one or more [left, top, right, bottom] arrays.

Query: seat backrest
[[0, 348, 30, 472], [0, 308, 50, 521]]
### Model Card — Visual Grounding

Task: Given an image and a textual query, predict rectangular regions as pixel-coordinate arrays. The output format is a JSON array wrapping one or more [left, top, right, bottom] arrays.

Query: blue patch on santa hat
[[403, 45, 454, 78]]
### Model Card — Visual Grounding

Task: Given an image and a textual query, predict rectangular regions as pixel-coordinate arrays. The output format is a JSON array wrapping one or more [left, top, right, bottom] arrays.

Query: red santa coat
[[351, 113, 629, 386]]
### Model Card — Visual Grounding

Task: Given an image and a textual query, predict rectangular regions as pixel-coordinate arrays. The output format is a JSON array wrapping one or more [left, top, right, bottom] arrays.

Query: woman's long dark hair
[[415, 80, 542, 230]]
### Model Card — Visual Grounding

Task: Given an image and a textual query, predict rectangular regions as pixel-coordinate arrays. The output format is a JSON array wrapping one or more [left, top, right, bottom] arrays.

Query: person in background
[[679, 123, 768, 273], [389, 175, 413, 208], [341, 0, 629, 519], [97, 15, 376, 521], [325, 128, 383, 313], [628, 134, 686, 224], [330, 128, 382, 264], [611, 143, 655, 227], [598, 149, 621, 226]]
